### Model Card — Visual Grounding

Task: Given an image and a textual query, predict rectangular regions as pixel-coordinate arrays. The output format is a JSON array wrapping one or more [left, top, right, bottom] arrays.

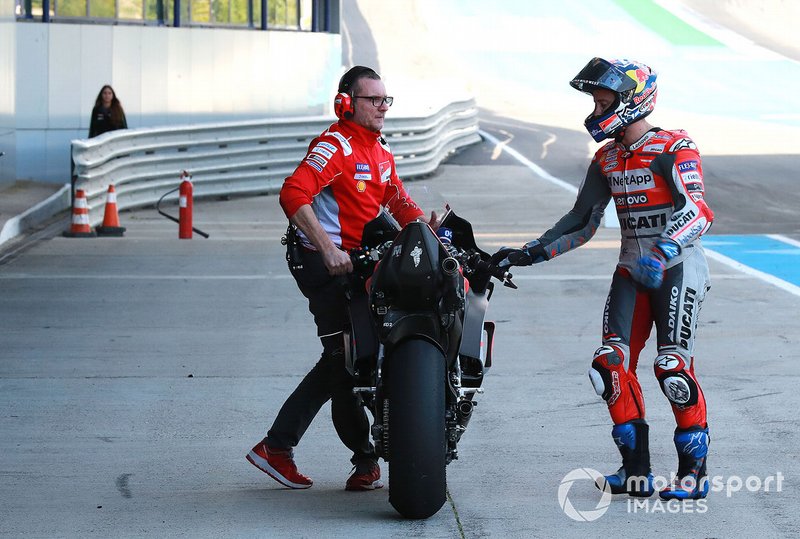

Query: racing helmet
[[570, 57, 658, 142]]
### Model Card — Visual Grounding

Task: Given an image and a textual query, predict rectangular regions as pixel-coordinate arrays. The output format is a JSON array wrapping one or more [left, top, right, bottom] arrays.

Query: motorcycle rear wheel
[[386, 338, 447, 519]]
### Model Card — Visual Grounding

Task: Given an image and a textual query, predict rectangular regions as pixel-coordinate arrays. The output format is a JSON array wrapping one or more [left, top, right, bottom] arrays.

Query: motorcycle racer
[[493, 58, 714, 500]]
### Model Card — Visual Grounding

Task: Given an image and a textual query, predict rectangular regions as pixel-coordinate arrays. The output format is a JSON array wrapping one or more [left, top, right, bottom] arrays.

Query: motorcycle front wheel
[[385, 338, 447, 519]]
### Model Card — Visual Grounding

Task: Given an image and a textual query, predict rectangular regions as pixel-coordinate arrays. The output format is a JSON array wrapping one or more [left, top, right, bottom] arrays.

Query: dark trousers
[[266, 248, 375, 463]]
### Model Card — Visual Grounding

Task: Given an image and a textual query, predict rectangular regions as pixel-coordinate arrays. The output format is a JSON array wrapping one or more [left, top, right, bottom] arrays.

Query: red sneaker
[[345, 459, 384, 491], [246, 440, 313, 489]]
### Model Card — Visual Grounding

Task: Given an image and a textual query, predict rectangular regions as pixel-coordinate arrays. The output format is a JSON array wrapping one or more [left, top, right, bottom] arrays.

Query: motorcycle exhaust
[[456, 399, 474, 428], [442, 257, 460, 276]]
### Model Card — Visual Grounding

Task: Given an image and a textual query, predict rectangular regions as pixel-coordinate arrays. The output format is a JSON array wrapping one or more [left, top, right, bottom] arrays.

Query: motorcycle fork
[[362, 344, 387, 460]]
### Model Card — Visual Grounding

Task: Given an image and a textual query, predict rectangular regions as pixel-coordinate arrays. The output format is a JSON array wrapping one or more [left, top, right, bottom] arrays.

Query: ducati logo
[[410, 245, 422, 267]]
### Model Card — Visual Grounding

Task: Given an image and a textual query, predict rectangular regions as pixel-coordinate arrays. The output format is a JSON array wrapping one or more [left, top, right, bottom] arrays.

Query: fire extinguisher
[[179, 171, 193, 239], [156, 170, 209, 239]]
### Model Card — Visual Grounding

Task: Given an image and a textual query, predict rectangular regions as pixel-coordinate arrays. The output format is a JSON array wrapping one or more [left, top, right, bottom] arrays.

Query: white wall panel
[[45, 128, 78, 181], [249, 32, 272, 114], [13, 22, 341, 182], [211, 29, 236, 115], [0, 8, 16, 182], [266, 32, 293, 113], [111, 26, 143, 129], [48, 24, 83, 128], [264, 32, 338, 115], [0, 19, 14, 128], [79, 25, 113, 132], [166, 28, 192, 122], [189, 29, 216, 118], [15, 24, 48, 129], [139, 27, 169, 126], [0, 129, 15, 183], [230, 30, 254, 115], [15, 129, 45, 179], [308, 33, 340, 115]]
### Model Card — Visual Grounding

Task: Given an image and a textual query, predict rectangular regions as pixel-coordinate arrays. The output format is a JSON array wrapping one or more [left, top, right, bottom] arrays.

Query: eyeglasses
[[353, 95, 394, 107]]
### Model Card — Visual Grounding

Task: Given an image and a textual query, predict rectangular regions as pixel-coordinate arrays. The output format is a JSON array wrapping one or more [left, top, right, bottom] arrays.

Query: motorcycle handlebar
[[349, 244, 517, 290], [471, 256, 517, 289]]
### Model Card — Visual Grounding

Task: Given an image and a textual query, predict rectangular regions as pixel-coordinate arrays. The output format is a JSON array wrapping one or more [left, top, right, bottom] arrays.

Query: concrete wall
[[3, 21, 341, 184], [0, 0, 15, 182]]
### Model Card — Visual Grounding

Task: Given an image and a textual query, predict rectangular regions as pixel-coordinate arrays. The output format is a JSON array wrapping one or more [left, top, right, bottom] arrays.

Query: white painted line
[[490, 129, 512, 161], [479, 129, 619, 229], [704, 248, 800, 297], [479, 129, 577, 194], [769, 234, 800, 249]]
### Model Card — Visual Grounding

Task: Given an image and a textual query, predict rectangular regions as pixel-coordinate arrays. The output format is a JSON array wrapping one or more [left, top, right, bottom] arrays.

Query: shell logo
[[356, 180, 367, 192]]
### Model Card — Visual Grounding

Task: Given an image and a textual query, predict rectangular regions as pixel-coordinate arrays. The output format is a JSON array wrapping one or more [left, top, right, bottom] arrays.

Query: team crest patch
[[307, 153, 328, 167], [379, 161, 391, 182]]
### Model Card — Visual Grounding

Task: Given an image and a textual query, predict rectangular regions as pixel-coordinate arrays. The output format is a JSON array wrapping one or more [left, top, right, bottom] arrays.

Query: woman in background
[[89, 85, 127, 138]]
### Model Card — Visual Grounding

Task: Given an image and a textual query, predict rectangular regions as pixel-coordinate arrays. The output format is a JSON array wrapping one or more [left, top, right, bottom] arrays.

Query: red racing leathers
[[280, 119, 424, 248], [534, 128, 714, 429]]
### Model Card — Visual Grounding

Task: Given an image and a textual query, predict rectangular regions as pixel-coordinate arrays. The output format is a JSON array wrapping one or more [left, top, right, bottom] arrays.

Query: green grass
[[614, 0, 723, 46]]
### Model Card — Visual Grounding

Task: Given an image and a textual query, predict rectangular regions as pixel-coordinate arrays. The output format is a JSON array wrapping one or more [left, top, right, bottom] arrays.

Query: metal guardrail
[[71, 99, 481, 225]]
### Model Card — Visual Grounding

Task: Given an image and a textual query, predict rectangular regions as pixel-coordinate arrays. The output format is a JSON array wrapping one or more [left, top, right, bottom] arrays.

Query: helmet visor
[[570, 58, 637, 96]]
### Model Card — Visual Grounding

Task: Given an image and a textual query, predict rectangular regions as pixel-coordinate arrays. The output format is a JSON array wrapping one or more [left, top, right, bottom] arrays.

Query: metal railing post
[[173, 0, 181, 27], [260, 0, 267, 30], [156, 0, 165, 25]]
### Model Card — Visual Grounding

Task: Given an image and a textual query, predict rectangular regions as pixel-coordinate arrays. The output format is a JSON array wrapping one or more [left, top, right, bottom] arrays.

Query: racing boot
[[660, 426, 710, 500], [596, 420, 654, 497]]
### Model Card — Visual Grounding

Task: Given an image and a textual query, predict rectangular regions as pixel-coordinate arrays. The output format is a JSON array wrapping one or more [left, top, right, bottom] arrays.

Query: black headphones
[[334, 66, 378, 120]]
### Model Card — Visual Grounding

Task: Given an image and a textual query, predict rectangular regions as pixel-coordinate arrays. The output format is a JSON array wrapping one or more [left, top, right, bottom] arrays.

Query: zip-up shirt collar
[[337, 119, 383, 146]]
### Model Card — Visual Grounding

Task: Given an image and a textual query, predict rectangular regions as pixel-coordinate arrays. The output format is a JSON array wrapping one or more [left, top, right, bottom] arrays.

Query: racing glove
[[632, 239, 681, 289], [491, 240, 547, 268]]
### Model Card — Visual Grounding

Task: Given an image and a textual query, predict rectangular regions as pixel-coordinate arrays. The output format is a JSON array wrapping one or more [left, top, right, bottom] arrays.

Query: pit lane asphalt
[[1, 152, 798, 538]]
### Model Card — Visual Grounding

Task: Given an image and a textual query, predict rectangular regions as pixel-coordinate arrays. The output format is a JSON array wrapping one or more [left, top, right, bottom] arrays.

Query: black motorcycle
[[344, 208, 515, 519]]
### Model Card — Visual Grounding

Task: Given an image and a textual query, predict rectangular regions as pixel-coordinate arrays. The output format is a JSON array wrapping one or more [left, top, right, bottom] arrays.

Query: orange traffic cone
[[63, 189, 96, 237], [96, 184, 126, 236]]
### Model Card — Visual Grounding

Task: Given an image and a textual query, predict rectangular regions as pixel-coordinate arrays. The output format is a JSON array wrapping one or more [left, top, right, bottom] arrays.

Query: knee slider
[[588, 364, 611, 400], [655, 353, 699, 406], [589, 345, 625, 403]]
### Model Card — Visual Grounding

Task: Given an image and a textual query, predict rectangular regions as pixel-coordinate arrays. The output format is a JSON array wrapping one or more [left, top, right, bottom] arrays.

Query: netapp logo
[[608, 172, 654, 188]]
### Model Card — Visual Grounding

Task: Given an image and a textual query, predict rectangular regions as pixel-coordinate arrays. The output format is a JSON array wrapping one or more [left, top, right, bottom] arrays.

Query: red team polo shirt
[[279, 119, 424, 250]]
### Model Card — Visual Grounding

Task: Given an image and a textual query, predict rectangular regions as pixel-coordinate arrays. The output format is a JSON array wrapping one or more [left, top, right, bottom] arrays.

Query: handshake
[[490, 240, 547, 268], [492, 238, 681, 290]]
